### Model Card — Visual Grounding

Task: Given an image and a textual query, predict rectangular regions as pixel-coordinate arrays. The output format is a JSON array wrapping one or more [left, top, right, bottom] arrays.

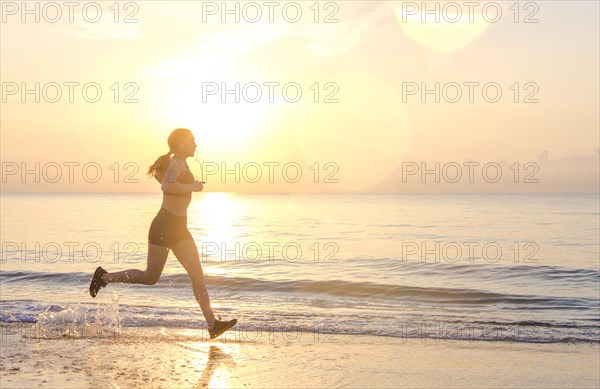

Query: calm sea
[[1, 193, 599, 343]]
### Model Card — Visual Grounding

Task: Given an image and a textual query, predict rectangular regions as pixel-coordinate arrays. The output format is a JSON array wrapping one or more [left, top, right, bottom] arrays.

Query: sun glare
[[153, 55, 273, 155], [395, 6, 490, 52], [168, 96, 271, 154]]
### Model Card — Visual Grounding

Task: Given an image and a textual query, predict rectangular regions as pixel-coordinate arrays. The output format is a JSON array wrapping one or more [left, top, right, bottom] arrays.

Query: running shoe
[[208, 318, 237, 339], [89, 266, 108, 298]]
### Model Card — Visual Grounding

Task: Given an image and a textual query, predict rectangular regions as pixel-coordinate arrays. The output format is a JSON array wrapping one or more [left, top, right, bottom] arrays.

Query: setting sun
[[150, 54, 274, 154]]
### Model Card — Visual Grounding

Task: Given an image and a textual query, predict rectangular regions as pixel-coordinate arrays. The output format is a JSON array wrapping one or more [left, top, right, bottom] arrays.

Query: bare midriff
[[160, 193, 192, 217]]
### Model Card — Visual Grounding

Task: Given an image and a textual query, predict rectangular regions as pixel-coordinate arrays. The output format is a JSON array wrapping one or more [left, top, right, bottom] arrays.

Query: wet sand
[[1, 325, 599, 388]]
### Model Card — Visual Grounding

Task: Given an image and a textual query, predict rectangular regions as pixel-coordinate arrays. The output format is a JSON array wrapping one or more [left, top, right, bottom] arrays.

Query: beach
[[1, 324, 599, 388], [1, 193, 599, 388]]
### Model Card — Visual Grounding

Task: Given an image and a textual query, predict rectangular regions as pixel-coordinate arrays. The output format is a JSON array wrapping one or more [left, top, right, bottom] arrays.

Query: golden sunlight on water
[[191, 192, 247, 244]]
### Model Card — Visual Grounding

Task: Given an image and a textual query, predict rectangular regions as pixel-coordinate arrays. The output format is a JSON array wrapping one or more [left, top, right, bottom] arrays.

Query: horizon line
[[1, 191, 599, 195]]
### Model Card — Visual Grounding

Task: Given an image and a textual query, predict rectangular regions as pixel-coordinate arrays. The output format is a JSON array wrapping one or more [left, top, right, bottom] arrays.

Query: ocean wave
[[2, 313, 598, 344], [2, 270, 598, 308]]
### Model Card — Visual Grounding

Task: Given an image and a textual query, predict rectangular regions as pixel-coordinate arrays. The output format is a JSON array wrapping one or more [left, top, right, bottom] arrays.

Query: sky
[[1, 1, 598, 192]]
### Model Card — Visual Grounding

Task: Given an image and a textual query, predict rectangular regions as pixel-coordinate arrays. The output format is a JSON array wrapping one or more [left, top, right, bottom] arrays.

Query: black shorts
[[148, 208, 193, 248]]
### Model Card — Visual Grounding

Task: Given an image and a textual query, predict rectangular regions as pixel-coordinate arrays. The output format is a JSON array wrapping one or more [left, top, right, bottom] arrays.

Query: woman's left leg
[[103, 243, 170, 285]]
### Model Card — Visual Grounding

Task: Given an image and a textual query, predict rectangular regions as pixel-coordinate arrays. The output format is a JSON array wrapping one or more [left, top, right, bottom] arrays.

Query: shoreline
[[1, 325, 599, 388]]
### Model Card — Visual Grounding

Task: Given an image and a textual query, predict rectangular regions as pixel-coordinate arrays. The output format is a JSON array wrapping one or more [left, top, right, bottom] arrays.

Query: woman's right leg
[[170, 237, 217, 326], [103, 243, 170, 285]]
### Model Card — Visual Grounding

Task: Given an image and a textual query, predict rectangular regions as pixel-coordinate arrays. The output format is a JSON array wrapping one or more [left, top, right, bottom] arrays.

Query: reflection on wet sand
[[194, 345, 234, 389]]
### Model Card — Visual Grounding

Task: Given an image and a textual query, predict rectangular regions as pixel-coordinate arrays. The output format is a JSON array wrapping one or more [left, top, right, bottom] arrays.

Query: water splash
[[30, 293, 124, 340]]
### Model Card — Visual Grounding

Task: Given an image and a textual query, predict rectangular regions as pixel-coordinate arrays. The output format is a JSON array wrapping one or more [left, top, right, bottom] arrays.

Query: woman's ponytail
[[147, 150, 173, 178]]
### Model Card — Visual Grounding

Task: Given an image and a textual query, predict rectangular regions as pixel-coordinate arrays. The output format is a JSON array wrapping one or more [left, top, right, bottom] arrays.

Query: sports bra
[[163, 160, 194, 199]]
